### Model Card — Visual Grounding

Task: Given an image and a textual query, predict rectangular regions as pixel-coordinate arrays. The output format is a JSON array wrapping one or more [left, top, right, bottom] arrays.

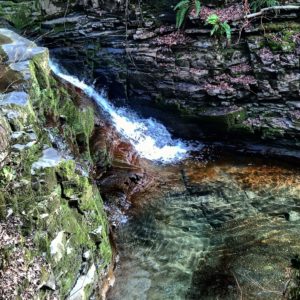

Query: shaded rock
[[42, 272, 56, 291], [30, 4, 300, 154]]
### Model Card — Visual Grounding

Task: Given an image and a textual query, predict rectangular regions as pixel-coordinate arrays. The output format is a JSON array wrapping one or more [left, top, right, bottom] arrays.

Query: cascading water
[[49, 60, 197, 163]]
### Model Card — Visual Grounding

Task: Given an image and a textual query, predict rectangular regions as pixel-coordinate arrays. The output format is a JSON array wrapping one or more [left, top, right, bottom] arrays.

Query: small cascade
[[49, 60, 198, 163]]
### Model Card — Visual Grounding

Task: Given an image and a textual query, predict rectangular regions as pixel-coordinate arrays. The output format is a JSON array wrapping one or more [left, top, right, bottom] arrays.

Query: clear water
[[108, 159, 300, 299]]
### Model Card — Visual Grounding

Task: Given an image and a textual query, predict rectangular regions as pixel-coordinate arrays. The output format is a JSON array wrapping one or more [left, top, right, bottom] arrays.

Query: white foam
[[49, 60, 197, 163]]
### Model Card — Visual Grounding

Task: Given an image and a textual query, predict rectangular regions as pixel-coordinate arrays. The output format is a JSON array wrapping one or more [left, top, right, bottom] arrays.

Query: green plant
[[249, 0, 278, 12], [206, 14, 231, 43], [174, 0, 201, 29]]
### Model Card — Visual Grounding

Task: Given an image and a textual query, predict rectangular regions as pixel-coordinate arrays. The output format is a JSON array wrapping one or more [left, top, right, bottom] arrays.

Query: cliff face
[[0, 29, 112, 299], [10, 0, 299, 155]]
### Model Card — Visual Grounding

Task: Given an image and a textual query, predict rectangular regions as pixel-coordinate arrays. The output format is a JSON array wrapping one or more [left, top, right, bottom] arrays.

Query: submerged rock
[[109, 156, 300, 300]]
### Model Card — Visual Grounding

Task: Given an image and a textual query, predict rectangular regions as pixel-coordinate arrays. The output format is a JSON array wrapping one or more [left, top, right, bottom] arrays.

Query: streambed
[[108, 154, 300, 299]]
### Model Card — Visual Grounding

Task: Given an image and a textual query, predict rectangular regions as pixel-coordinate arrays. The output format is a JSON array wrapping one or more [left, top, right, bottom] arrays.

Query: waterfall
[[49, 60, 198, 163]]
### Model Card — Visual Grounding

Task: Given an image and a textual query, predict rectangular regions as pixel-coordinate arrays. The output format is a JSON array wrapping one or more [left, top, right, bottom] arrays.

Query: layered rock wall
[[20, 0, 299, 152], [1, 1, 299, 150]]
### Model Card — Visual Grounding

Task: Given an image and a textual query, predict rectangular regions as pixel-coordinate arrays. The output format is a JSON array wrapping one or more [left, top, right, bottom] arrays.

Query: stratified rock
[[29, 3, 300, 153]]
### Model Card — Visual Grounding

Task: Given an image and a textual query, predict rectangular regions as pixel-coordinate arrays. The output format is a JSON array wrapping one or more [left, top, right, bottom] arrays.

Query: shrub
[[206, 14, 231, 43]]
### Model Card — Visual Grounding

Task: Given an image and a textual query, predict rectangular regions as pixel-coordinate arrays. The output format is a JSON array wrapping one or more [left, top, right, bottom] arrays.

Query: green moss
[[265, 31, 296, 53], [57, 160, 76, 179], [0, 30, 112, 299], [53, 22, 76, 33], [231, 122, 255, 135], [0, 193, 6, 220], [30, 51, 50, 89], [0, 1, 36, 29], [29, 58, 95, 159], [197, 108, 247, 131], [261, 21, 300, 32], [258, 21, 300, 53], [261, 126, 285, 139]]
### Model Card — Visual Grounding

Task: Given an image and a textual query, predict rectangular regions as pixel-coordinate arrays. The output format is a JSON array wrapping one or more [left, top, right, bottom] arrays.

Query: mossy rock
[[261, 126, 285, 140], [0, 28, 112, 299], [265, 31, 297, 53], [197, 107, 247, 131], [0, 1, 39, 29]]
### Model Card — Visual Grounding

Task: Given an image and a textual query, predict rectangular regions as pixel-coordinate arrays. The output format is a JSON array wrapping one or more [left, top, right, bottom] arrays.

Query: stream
[[50, 62, 300, 299]]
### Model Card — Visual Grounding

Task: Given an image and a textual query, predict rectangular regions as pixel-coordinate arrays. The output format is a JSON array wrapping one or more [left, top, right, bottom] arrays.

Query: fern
[[174, 0, 201, 29], [175, 1, 189, 29], [250, 0, 278, 12], [206, 14, 219, 25], [221, 22, 231, 41], [195, 0, 201, 16], [205, 14, 231, 43], [174, 0, 189, 10]]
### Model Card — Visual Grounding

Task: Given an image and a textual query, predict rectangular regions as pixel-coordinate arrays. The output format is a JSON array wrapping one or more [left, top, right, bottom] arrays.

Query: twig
[[245, 5, 300, 19], [64, 0, 70, 33], [233, 272, 243, 300], [240, 272, 283, 296]]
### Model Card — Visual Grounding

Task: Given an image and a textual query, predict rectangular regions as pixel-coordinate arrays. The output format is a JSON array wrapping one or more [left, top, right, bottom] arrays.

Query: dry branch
[[245, 5, 300, 19]]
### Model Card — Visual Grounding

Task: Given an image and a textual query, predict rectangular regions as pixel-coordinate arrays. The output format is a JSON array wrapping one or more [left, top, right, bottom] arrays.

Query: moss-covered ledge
[[0, 28, 112, 299]]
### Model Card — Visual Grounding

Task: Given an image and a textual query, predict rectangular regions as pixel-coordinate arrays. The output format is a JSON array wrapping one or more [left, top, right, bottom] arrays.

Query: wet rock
[[89, 226, 103, 244], [0, 91, 29, 107], [0, 29, 47, 63]]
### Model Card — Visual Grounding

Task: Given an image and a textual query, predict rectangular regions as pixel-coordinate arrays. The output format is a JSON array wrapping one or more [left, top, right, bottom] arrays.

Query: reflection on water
[[108, 155, 300, 300]]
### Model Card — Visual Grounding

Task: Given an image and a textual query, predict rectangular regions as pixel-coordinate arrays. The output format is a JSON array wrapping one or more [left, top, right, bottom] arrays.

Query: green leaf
[[174, 0, 189, 11], [176, 5, 189, 28], [206, 14, 219, 25], [194, 0, 201, 16], [2, 167, 14, 181], [210, 25, 218, 36], [222, 22, 231, 41]]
